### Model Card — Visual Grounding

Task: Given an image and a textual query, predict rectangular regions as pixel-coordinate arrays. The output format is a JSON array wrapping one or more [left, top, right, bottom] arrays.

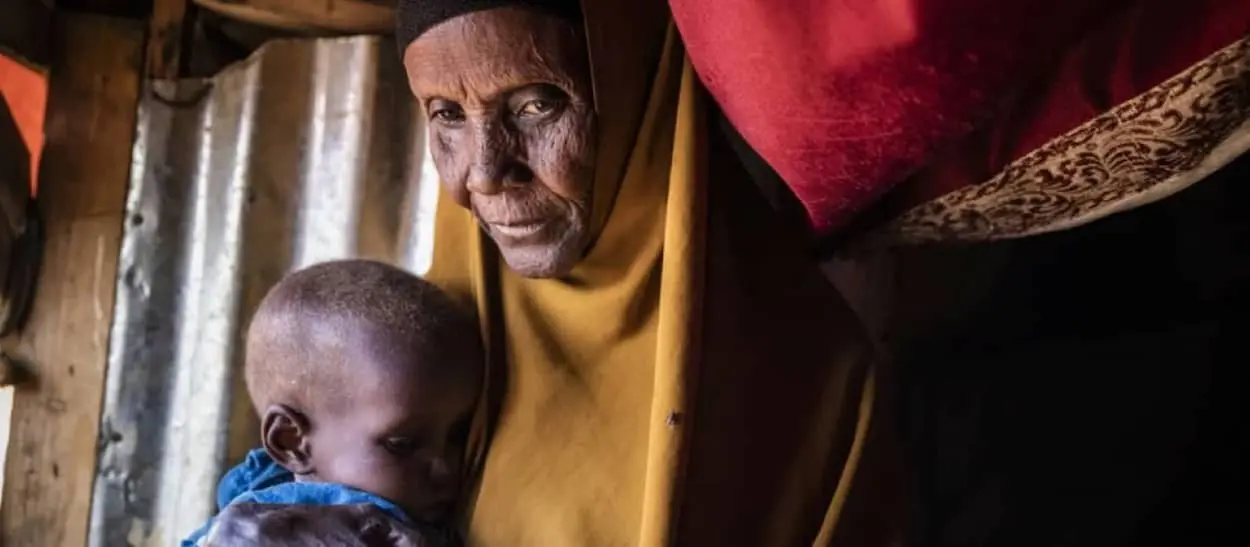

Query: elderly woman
[[214, 0, 1250, 544], [208, 0, 903, 545]]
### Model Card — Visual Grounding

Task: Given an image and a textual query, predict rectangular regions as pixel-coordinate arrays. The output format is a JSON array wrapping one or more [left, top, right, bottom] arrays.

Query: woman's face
[[404, 7, 596, 278]]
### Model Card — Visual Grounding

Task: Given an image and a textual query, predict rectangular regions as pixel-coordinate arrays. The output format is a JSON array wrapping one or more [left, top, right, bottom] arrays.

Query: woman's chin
[[496, 246, 575, 279]]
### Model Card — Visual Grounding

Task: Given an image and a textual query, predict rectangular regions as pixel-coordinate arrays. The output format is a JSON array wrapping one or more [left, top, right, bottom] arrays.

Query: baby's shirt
[[181, 449, 450, 546]]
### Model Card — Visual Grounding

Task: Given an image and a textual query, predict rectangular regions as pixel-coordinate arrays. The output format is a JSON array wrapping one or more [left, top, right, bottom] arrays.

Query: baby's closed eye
[[380, 436, 421, 457]]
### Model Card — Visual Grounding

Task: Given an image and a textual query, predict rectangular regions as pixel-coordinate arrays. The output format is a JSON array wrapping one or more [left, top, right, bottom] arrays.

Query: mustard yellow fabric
[[423, 1, 907, 544]]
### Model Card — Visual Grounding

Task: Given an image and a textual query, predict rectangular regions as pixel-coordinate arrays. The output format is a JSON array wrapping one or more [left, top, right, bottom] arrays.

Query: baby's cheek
[[362, 472, 410, 504], [360, 461, 426, 509], [320, 449, 392, 494]]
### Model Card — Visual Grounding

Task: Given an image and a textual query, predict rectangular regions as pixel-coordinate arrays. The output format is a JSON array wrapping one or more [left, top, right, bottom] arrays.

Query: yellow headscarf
[[424, 0, 907, 544]]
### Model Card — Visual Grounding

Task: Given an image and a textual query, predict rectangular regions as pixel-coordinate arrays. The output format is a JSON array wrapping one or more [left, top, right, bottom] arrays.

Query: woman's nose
[[465, 120, 512, 195]]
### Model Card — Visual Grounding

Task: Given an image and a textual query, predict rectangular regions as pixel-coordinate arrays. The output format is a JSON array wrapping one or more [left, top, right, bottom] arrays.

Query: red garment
[[670, 0, 1250, 236]]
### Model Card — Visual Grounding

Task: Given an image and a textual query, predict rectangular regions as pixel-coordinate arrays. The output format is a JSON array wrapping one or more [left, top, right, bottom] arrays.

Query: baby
[[182, 259, 482, 546]]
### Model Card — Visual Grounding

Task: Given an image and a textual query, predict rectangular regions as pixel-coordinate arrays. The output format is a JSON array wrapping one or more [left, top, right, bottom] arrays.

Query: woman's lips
[[490, 219, 546, 238]]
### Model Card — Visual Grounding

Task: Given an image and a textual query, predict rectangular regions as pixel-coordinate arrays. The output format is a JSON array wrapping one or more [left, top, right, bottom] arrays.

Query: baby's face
[[300, 331, 480, 523]]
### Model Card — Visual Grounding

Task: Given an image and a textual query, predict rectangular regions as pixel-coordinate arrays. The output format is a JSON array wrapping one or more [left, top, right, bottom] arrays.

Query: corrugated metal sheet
[[89, 35, 441, 547]]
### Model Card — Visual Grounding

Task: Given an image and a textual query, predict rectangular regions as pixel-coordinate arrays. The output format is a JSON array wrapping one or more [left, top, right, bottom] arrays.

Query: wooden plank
[[0, 13, 143, 547]]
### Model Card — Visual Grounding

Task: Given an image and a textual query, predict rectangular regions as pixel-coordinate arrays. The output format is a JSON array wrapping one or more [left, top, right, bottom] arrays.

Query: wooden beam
[[0, 13, 143, 547], [194, 0, 395, 34]]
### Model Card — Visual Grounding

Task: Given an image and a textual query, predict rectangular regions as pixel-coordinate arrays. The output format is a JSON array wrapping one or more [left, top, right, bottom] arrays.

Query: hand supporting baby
[[204, 503, 427, 547]]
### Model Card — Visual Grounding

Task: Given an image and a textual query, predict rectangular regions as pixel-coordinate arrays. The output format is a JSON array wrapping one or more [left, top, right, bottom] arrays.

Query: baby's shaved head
[[245, 259, 480, 416]]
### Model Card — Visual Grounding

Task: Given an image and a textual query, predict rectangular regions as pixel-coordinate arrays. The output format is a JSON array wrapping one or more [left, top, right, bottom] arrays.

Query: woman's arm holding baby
[[204, 503, 428, 547]]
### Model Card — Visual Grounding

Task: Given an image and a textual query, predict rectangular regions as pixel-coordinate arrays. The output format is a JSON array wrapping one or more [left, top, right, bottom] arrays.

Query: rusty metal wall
[[88, 35, 441, 547]]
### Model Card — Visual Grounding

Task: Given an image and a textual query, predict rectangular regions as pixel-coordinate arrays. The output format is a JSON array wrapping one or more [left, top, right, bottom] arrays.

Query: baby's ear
[[262, 404, 315, 475]]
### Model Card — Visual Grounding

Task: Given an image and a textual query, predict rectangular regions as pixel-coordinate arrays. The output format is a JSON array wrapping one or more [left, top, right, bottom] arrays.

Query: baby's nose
[[427, 457, 453, 481]]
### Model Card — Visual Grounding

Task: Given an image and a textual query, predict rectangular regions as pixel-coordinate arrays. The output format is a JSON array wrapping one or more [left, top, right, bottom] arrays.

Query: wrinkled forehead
[[402, 7, 591, 103]]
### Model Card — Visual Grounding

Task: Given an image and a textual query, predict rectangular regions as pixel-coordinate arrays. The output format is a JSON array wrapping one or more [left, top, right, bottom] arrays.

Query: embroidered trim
[[879, 36, 1250, 244]]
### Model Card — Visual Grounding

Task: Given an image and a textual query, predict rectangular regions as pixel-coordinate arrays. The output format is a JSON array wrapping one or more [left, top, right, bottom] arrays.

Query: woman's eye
[[430, 109, 465, 124], [517, 99, 557, 118], [381, 437, 420, 457], [427, 100, 465, 124]]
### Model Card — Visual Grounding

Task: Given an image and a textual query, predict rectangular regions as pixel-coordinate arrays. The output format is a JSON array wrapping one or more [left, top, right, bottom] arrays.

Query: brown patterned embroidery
[[878, 36, 1250, 244]]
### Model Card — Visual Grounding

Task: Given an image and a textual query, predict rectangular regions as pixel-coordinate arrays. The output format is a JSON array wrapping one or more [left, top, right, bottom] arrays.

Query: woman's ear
[[262, 404, 315, 475]]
